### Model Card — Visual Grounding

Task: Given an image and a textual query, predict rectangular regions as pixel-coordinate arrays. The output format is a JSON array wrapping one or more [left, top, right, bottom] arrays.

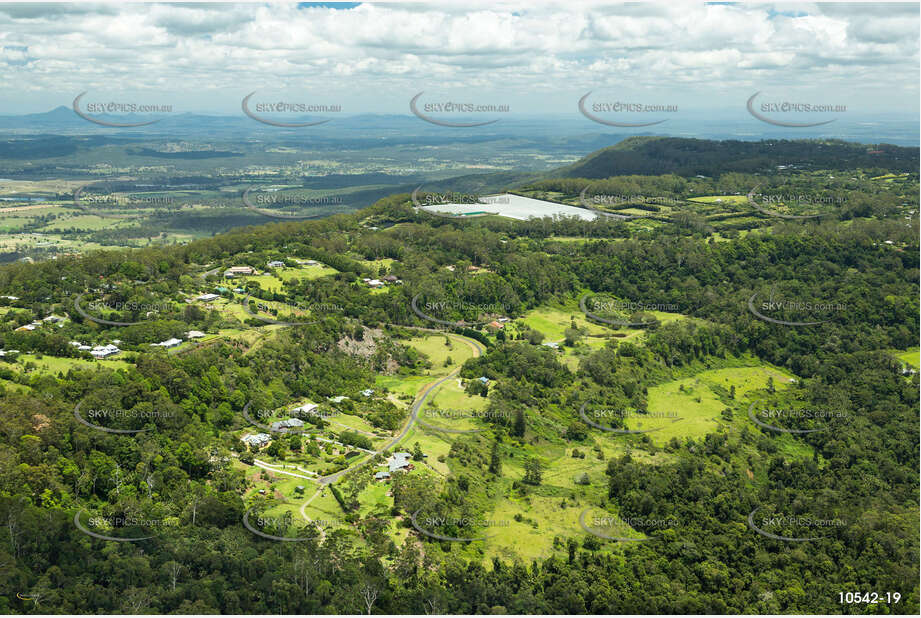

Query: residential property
[[196, 293, 220, 302], [389, 452, 413, 473], [363, 278, 385, 288], [186, 330, 206, 339], [292, 403, 320, 417], [15, 323, 38, 332], [90, 344, 121, 359], [267, 260, 286, 268], [42, 315, 66, 324], [327, 395, 349, 403], [271, 418, 305, 431], [224, 265, 256, 277], [151, 337, 182, 348], [0, 295, 19, 300], [486, 320, 504, 331], [360, 388, 375, 397], [241, 433, 271, 448], [477, 376, 490, 385], [0, 349, 19, 358], [374, 470, 391, 481], [542, 342, 560, 350]]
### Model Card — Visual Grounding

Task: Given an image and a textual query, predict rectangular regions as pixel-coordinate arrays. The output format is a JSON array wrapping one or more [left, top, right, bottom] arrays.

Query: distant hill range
[[547, 136, 919, 178]]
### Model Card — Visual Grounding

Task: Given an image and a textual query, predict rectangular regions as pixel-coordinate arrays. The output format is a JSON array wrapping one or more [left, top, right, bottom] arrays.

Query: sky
[[0, 1, 918, 119]]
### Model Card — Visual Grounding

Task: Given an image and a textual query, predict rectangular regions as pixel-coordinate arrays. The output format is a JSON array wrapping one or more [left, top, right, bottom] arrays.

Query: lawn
[[896, 347, 920, 369], [1, 353, 132, 374], [687, 195, 749, 206]]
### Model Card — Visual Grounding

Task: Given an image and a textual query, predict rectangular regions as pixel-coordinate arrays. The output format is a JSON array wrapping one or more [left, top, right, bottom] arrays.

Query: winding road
[[316, 331, 484, 485]]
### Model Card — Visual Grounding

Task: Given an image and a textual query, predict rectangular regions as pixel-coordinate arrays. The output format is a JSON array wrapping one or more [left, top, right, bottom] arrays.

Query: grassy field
[[896, 347, 920, 369], [687, 195, 748, 206], [0, 353, 132, 374]]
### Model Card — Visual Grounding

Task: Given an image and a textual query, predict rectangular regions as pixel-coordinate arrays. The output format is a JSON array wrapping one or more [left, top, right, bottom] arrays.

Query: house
[[389, 452, 413, 473], [271, 418, 305, 431], [267, 260, 286, 268], [542, 342, 560, 349], [70, 340, 82, 347], [15, 323, 37, 332], [196, 293, 220, 302], [363, 278, 385, 288], [78, 345, 92, 352], [0, 295, 19, 300], [224, 266, 256, 277], [186, 330, 206, 339], [241, 433, 271, 448], [477, 376, 490, 385], [374, 470, 391, 481], [497, 317, 510, 323], [382, 275, 399, 283], [215, 286, 230, 293], [233, 288, 245, 293], [360, 388, 375, 397], [486, 320, 504, 331], [42, 315, 66, 324], [151, 337, 182, 348], [292, 403, 320, 417], [304, 260, 319, 266], [90, 344, 120, 359], [327, 395, 349, 403], [0, 349, 19, 358]]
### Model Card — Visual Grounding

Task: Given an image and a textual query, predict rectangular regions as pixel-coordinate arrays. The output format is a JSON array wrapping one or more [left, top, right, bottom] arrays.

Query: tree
[[513, 408, 526, 438], [489, 440, 502, 476], [523, 457, 542, 485], [412, 442, 424, 461]]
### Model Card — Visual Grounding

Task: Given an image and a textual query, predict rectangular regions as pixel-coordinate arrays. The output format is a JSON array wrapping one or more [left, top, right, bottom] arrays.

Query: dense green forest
[[0, 168, 918, 614]]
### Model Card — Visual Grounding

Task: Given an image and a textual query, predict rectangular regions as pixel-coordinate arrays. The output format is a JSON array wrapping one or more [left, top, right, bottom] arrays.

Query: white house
[[186, 330, 206, 339], [151, 338, 182, 349], [327, 395, 349, 403], [292, 403, 320, 417], [90, 344, 120, 359], [271, 418, 305, 431], [241, 433, 271, 448], [196, 293, 220, 302], [267, 260, 286, 268], [360, 388, 374, 397]]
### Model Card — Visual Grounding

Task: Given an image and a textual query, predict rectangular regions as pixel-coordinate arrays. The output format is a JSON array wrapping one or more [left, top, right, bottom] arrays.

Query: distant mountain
[[547, 136, 920, 178]]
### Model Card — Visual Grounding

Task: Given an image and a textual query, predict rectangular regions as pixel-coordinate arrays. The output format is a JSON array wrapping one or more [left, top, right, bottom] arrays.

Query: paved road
[[316, 331, 484, 485]]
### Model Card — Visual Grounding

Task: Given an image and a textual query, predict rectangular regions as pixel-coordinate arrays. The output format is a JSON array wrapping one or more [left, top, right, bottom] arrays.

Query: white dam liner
[[421, 193, 627, 221]]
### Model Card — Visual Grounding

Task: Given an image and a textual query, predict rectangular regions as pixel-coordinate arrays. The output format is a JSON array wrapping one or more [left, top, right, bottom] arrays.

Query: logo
[[746, 92, 840, 128], [747, 505, 843, 542], [747, 185, 827, 220], [580, 293, 667, 328], [72, 92, 168, 128], [243, 294, 318, 326], [578, 92, 672, 127], [241, 92, 336, 127], [409, 92, 504, 127], [242, 507, 315, 542], [410, 509, 502, 542], [579, 402, 681, 434]]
